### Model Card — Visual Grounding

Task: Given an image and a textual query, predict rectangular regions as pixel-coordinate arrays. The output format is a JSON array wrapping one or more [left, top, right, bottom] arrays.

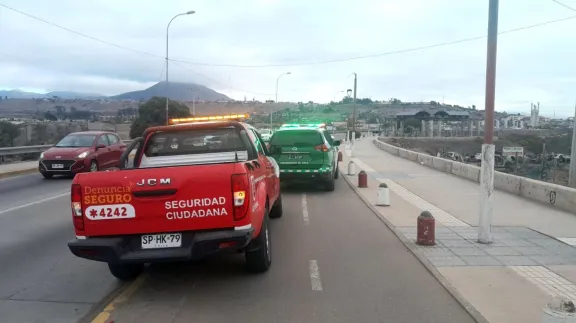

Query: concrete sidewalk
[[0, 161, 38, 177], [340, 139, 576, 323]]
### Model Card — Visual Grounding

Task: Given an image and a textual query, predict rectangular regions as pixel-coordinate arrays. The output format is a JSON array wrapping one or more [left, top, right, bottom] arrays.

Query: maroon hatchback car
[[39, 131, 127, 179]]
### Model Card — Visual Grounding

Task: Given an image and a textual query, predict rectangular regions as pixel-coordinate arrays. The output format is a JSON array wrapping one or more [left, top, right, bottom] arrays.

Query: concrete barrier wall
[[372, 138, 576, 215]]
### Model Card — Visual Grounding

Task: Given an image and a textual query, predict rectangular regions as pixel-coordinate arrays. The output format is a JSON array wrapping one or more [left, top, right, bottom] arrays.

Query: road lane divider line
[[302, 193, 309, 225], [0, 191, 69, 215], [91, 273, 149, 323], [309, 260, 323, 291]]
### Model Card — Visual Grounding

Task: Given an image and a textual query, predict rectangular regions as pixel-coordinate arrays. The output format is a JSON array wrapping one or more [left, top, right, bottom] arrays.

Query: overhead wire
[[1, 3, 576, 69], [551, 0, 576, 12]]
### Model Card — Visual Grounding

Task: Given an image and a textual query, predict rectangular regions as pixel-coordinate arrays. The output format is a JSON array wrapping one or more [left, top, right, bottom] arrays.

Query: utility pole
[[190, 87, 198, 116], [569, 103, 576, 188], [478, 0, 499, 244], [351, 73, 357, 158]]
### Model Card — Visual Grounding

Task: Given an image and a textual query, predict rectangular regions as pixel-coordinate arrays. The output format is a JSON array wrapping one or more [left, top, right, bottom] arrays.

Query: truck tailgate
[[77, 164, 237, 237]]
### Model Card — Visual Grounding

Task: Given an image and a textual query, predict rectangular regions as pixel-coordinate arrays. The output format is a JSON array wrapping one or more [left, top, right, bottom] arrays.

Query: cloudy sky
[[0, 0, 575, 117]]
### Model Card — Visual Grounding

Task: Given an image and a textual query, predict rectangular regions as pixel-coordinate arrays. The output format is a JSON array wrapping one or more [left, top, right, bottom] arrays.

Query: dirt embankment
[[381, 129, 573, 186]]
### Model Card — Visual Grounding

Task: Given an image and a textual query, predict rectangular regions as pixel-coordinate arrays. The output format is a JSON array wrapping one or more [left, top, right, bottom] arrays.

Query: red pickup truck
[[67, 114, 282, 280]]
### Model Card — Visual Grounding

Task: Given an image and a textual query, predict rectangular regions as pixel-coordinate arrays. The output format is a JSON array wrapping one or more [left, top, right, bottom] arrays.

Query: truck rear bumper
[[68, 228, 253, 264]]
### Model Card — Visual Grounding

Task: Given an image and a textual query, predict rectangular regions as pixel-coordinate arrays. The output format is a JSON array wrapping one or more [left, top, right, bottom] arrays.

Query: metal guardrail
[[0, 140, 134, 157]]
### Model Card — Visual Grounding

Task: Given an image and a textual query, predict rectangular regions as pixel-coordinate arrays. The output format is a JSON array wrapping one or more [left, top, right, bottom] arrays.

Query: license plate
[[141, 233, 182, 249], [288, 155, 304, 159], [52, 164, 64, 169]]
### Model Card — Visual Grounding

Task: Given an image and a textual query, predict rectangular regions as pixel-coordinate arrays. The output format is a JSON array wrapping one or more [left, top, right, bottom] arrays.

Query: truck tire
[[269, 195, 283, 219], [108, 263, 143, 281], [246, 214, 271, 273], [324, 174, 335, 191]]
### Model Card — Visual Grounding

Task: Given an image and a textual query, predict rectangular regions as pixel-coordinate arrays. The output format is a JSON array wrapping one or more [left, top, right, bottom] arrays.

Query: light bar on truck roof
[[169, 113, 249, 125], [279, 123, 325, 129]]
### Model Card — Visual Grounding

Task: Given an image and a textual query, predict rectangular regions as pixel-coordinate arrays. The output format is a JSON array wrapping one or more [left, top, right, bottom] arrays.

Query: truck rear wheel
[[324, 174, 335, 191], [108, 263, 143, 281], [269, 195, 283, 219], [245, 214, 271, 273]]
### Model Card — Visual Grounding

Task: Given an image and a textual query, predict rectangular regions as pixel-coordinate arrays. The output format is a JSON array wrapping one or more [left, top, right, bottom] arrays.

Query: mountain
[[45, 91, 104, 99], [0, 89, 43, 99], [110, 82, 230, 101], [0, 81, 230, 102], [0, 89, 103, 99]]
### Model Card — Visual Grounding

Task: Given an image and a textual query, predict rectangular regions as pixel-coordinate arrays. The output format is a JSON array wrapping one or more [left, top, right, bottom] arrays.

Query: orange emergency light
[[169, 113, 250, 125]]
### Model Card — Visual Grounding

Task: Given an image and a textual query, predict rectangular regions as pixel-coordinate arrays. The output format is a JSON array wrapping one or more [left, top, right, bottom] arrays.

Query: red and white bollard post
[[417, 211, 435, 246], [358, 170, 368, 188]]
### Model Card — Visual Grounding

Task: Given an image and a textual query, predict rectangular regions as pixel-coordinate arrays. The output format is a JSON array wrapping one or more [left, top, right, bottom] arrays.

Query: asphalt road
[[0, 173, 121, 323], [104, 178, 475, 323]]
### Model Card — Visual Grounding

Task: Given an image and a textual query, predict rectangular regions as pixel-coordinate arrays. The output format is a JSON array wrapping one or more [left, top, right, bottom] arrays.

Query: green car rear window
[[270, 130, 323, 146]]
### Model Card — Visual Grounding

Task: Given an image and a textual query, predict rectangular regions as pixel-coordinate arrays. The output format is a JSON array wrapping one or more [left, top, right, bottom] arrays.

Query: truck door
[[248, 129, 278, 209]]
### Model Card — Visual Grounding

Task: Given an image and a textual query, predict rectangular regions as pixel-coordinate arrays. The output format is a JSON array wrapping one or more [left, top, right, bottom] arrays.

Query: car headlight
[[40, 152, 44, 159], [77, 151, 88, 159]]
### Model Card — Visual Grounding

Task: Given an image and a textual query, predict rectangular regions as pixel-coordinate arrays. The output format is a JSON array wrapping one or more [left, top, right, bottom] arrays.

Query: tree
[[0, 121, 20, 147], [129, 96, 191, 139], [44, 111, 58, 121]]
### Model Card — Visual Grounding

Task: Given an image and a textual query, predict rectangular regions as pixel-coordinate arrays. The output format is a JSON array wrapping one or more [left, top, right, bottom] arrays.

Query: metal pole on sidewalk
[[478, 0, 499, 244], [568, 102, 576, 188], [351, 73, 357, 158]]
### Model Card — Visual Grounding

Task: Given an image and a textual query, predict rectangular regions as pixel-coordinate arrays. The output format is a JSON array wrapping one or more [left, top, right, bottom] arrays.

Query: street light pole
[[165, 10, 195, 125], [333, 90, 344, 103], [273, 72, 291, 129], [478, 0, 499, 244]]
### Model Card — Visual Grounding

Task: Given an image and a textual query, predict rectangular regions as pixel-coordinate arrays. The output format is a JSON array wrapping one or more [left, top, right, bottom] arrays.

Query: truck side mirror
[[119, 137, 143, 169]]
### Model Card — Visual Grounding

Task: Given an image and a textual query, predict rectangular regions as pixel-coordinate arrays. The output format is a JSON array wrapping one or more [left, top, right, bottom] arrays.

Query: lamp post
[[273, 72, 291, 129], [165, 10, 195, 125], [333, 90, 345, 103]]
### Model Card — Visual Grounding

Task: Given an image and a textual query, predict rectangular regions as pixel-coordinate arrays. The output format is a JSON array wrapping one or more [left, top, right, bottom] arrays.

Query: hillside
[[0, 89, 102, 99], [110, 82, 230, 101]]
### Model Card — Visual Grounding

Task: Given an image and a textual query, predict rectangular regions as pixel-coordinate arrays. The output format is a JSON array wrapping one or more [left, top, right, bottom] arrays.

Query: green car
[[268, 126, 341, 191]]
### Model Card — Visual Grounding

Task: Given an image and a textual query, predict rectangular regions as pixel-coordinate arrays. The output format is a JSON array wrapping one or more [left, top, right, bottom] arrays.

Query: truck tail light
[[71, 184, 84, 231], [231, 174, 249, 221], [314, 144, 329, 152]]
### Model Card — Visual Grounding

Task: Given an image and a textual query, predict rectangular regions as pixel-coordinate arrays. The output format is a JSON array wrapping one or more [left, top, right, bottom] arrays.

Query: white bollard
[[542, 297, 576, 323], [347, 161, 355, 176], [376, 183, 390, 206]]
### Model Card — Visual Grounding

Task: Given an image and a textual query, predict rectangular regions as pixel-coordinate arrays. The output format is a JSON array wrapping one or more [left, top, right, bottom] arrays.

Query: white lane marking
[[302, 193, 309, 225], [509, 266, 576, 301], [309, 260, 323, 291], [352, 157, 469, 227], [557, 238, 576, 246], [0, 192, 69, 215]]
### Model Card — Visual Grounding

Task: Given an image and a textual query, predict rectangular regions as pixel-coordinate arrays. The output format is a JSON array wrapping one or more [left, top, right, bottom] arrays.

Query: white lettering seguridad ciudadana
[[165, 197, 228, 220], [165, 197, 226, 210]]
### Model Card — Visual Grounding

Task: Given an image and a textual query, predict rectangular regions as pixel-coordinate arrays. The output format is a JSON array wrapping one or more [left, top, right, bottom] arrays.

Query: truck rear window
[[269, 130, 324, 146], [144, 128, 246, 157]]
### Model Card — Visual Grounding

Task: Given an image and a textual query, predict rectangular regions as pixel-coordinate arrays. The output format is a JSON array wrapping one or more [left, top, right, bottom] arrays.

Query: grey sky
[[0, 0, 575, 117]]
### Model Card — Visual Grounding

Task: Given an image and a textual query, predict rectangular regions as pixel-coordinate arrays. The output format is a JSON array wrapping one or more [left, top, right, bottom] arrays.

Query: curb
[[339, 166, 490, 323], [0, 167, 38, 179]]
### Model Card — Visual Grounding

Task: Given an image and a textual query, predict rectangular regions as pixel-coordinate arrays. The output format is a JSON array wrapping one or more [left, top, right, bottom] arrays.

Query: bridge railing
[[0, 140, 134, 157]]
